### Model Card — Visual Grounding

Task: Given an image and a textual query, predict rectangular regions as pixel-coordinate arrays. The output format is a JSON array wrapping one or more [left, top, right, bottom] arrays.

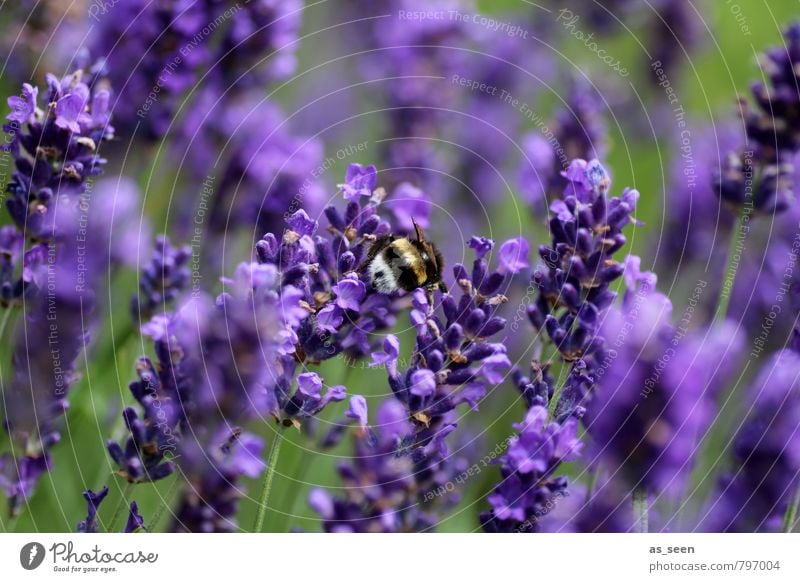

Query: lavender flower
[[483, 157, 650, 531], [538, 479, 635, 533], [383, 237, 516, 455], [480, 406, 583, 532], [583, 270, 741, 498], [360, 0, 476, 192], [656, 122, 741, 273], [77, 487, 109, 533], [88, 1, 218, 140], [715, 22, 800, 213], [527, 158, 639, 418], [646, 0, 703, 88], [121, 257, 343, 531], [0, 69, 116, 516], [255, 165, 401, 362], [519, 80, 607, 214], [131, 235, 191, 322], [214, 0, 302, 89], [699, 349, 800, 532], [125, 502, 145, 533], [180, 97, 326, 250], [311, 397, 464, 532], [106, 359, 179, 484], [75, 487, 145, 533], [3, 69, 114, 241]]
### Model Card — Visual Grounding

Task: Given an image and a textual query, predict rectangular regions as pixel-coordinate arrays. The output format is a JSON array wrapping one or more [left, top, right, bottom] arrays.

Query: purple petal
[[345, 395, 369, 429], [286, 209, 318, 236], [332, 277, 366, 311], [467, 236, 494, 259], [498, 237, 530, 274], [317, 303, 343, 333], [297, 372, 323, 398], [409, 369, 436, 397]]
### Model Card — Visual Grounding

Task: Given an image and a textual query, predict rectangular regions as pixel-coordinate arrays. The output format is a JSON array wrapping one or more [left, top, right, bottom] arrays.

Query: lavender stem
[[107, 482, 134, 532], [783, 484, 800, 533], [715, 210, 748, 325], [253, 434, 284, 533], [633, 489, 649, 533]]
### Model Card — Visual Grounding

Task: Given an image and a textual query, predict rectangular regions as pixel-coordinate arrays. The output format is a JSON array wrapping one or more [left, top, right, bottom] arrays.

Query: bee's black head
[[412, 239, 445, 288]]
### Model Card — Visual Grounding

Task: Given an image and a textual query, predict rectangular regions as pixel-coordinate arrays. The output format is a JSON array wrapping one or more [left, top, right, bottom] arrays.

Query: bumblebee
[[361, 219, 447, 294]]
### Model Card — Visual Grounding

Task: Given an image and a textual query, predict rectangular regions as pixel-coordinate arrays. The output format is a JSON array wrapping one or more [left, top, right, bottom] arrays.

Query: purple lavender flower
[[88, 1, 218, 140], [359, 0, 476, 192], [131, 235, 191, 322], [3, 69, 114, 241], [526, 158, 639, 420], [106, 375, 177, 484], [125, 502, 145, 533], [519, 79, 607, 214], [656, 122, 741, 273], [646, 0, 703, 87], [583, 272, 742, 498], [715, 22, 800, 213], [180, 97, 326, 250], [481, 406, 583, 532], [256, 165, 400, 362], [123, 257, 344, 531], [538, 479, 636, 533], [77, 487, 109, 533], [0, 69, 117, 516], [699, 349, 800, 532], [214, 0, 302, 89], [339, 164, 377, 201], [377, 237, 516, 467], [310, 398, 464, 532]]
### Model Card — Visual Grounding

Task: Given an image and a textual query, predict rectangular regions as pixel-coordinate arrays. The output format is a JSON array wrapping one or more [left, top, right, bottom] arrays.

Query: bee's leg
[[438, 280, 449, 295], [425, 286, 438, 312]]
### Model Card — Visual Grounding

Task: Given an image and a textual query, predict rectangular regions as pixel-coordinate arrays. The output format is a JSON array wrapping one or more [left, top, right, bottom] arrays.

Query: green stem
[[715, 210, 748, 325], [782, 484, 800, 533], [0, 307, 14, 337], [633, 489, 649, 533], [280, 446, 321, 532], [148, 473, 182, 532], [107, 482, 134, 532], [252, 433, 284, 533], [585, 468, 600, 502]]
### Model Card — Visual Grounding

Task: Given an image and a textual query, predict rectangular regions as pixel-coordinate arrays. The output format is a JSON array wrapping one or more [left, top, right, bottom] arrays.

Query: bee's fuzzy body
[[362, 221, 446, 294]]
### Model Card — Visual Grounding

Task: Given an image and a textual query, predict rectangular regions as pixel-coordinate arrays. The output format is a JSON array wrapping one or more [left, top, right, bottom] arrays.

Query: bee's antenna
[[412, 217, 426, 243]]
